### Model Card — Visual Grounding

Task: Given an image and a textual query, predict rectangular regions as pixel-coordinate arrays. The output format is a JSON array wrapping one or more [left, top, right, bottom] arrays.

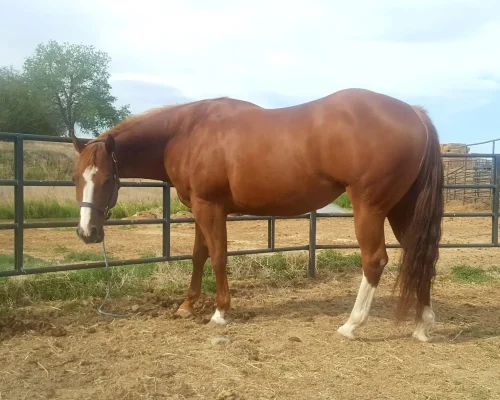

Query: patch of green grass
[[170, 198, 191, 214], [0, 261, 159, 306], [0, 253, 50, 271], [259, 253, 290, 273], [63, 251, 110, 263], [450, 264, 497, 283], [0, 199, 80, 220], [333, 193, 352, 209], [201, 267, 217, 293], [317, 250, 362, 272], [53, 246, 70, 254]]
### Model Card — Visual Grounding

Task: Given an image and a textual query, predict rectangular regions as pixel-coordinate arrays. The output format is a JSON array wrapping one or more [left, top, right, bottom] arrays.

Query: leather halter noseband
[[77, 141, 121, 220]]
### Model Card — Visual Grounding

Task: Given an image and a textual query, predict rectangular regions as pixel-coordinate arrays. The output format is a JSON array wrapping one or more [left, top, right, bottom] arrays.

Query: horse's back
[[222, 88, 429, 185], [169, 89, 430, 214]]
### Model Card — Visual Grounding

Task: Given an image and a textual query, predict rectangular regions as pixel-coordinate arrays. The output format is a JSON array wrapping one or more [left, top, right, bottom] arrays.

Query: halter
[[77, 141, 121, 220]]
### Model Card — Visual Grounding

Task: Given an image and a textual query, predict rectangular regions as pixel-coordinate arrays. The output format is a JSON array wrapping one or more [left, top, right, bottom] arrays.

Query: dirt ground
[[1, 201, 500, 399]]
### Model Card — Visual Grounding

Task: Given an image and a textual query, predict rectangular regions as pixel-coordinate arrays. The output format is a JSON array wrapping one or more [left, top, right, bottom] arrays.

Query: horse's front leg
[[175, 222, 209, 318], [191, 199, 230, 325]]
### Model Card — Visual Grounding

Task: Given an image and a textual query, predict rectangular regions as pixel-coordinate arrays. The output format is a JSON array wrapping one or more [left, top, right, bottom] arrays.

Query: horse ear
[[71, 130, 85, 153], [105, 134, 115, 154]]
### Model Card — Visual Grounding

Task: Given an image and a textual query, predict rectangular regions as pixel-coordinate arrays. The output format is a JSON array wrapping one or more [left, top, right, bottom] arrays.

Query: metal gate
[[1, 132, 498, 278]]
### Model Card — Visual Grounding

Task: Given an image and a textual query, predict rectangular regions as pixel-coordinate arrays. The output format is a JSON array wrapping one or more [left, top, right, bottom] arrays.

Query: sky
[[1, 0, 499, 152]]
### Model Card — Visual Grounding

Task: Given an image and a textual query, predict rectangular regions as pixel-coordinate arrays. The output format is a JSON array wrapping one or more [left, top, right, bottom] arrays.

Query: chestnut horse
[[71, 88, 444, 342]]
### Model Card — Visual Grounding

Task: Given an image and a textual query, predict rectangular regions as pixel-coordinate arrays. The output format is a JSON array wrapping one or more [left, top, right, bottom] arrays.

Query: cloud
[[1, 0, 500, 124], [92, 0, 500, 105]]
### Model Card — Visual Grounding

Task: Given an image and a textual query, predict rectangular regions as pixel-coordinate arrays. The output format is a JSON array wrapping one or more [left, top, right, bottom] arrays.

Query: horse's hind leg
[[388, 193, 436, 342], [337, 199, 388, 340], [175, 222, 209, 318]]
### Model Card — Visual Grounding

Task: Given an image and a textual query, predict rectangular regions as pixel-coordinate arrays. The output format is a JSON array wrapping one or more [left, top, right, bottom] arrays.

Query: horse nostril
[[90, 226, 97, 238]]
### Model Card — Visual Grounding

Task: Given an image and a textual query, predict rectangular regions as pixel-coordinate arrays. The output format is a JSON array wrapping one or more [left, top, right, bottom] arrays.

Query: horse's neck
[[109, 102, 206, 182], [113, 130, 171, 181]]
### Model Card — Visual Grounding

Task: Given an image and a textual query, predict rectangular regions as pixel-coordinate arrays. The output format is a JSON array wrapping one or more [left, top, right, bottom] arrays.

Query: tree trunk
[[67, 122, 75, 137]]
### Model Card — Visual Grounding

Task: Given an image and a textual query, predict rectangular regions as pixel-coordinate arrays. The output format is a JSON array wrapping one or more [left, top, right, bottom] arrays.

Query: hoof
[[337, 325, 356, 340], [208, 309, 228, 326], [412, 331, 431, 343], [174, 307, 193, 319]]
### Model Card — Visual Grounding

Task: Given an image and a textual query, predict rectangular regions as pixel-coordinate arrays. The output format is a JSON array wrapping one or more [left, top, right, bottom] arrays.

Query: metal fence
[[1, 132, 499, 278]]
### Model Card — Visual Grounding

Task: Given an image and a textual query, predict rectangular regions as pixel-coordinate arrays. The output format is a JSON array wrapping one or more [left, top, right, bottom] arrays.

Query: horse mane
[[74, 139, 99, 175], [98, 97, 230, 140], [411, 104, 430, 117]]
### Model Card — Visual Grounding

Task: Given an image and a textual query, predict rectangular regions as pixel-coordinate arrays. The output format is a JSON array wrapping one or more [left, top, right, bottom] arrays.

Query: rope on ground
[[97, 236, 136, 319]]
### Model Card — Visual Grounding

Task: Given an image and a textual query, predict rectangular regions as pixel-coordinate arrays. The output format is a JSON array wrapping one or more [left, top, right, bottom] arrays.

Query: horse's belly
[[229, 179, 344, 216]]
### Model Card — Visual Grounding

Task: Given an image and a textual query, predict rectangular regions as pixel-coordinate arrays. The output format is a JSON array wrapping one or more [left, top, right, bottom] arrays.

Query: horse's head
[[71, 132, 120, 244]]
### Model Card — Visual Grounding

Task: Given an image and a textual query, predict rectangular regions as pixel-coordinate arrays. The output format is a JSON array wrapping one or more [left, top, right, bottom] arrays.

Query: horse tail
[[394, 106, 444, 321]]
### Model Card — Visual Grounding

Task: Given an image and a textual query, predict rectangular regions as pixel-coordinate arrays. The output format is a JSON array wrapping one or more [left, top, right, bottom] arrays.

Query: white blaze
[[80, 166, 98, 235]]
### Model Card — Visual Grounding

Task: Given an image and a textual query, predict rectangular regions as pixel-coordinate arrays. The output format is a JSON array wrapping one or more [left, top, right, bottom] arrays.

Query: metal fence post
[[308, 210, 317, 277], [267, 217, 275, 251], [14, 137, 24, 272], [163, 183, 171, 259], [493, 155, 499, 246]]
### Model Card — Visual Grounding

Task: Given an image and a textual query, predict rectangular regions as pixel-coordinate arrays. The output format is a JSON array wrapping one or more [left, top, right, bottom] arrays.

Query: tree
[[23, 40, 130, 137], [0, 66, 65, 135]]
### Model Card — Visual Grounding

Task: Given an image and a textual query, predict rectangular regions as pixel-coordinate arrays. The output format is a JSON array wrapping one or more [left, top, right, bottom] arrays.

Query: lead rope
[[97, 236, 135, 318]]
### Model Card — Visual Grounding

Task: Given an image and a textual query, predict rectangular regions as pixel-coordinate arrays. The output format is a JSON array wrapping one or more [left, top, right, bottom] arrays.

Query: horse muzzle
[[76, 224, 104, 244]]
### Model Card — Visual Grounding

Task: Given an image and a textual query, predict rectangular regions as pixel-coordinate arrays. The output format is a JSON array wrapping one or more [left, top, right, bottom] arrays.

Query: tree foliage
[[22, 40, 130, 136], [0, 66, 65, 135]]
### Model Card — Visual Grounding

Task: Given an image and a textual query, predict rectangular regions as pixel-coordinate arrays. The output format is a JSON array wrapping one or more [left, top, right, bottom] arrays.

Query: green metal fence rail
[[1, 132, 499, 278], [467, 137, 500, 155]]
